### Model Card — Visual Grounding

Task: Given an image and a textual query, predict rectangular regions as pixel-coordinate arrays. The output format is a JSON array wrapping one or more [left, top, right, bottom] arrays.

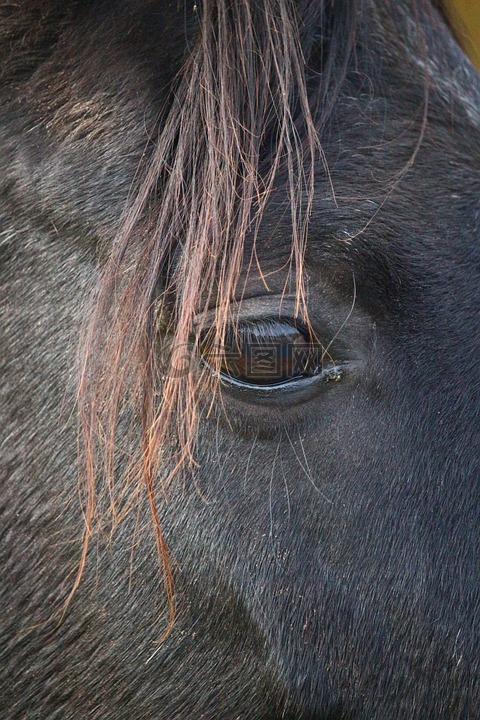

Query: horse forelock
[[71, 0, 365, 628]]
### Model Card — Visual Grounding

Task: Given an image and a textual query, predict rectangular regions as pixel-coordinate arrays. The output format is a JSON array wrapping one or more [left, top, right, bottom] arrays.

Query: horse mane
[[72, 0, 361, 631]]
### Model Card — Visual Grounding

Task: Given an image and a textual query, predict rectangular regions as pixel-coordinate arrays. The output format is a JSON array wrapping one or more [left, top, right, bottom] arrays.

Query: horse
[[1, 1, 479, 717]]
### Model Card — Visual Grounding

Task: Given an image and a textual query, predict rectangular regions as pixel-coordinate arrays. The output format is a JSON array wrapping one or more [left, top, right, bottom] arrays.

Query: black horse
[[1, 1, 479, 718]]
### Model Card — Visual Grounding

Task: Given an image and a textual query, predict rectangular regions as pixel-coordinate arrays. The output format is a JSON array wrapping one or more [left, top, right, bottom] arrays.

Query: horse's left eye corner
[[197, 317, 346, 396]]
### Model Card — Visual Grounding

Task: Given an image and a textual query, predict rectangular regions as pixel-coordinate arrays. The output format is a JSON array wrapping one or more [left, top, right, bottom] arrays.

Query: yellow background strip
[[443, 0, 480, 69]]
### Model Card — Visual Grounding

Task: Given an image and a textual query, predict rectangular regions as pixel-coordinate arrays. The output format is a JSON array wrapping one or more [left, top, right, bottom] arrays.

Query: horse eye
[[200, 318, 328, 388]]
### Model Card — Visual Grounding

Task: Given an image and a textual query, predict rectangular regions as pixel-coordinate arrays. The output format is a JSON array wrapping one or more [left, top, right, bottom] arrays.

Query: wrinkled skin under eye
[[199, 318, 336, 388]]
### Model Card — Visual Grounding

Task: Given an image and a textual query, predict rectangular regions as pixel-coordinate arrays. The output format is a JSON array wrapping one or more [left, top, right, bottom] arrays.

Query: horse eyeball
[[200, 318, 328, 387]]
